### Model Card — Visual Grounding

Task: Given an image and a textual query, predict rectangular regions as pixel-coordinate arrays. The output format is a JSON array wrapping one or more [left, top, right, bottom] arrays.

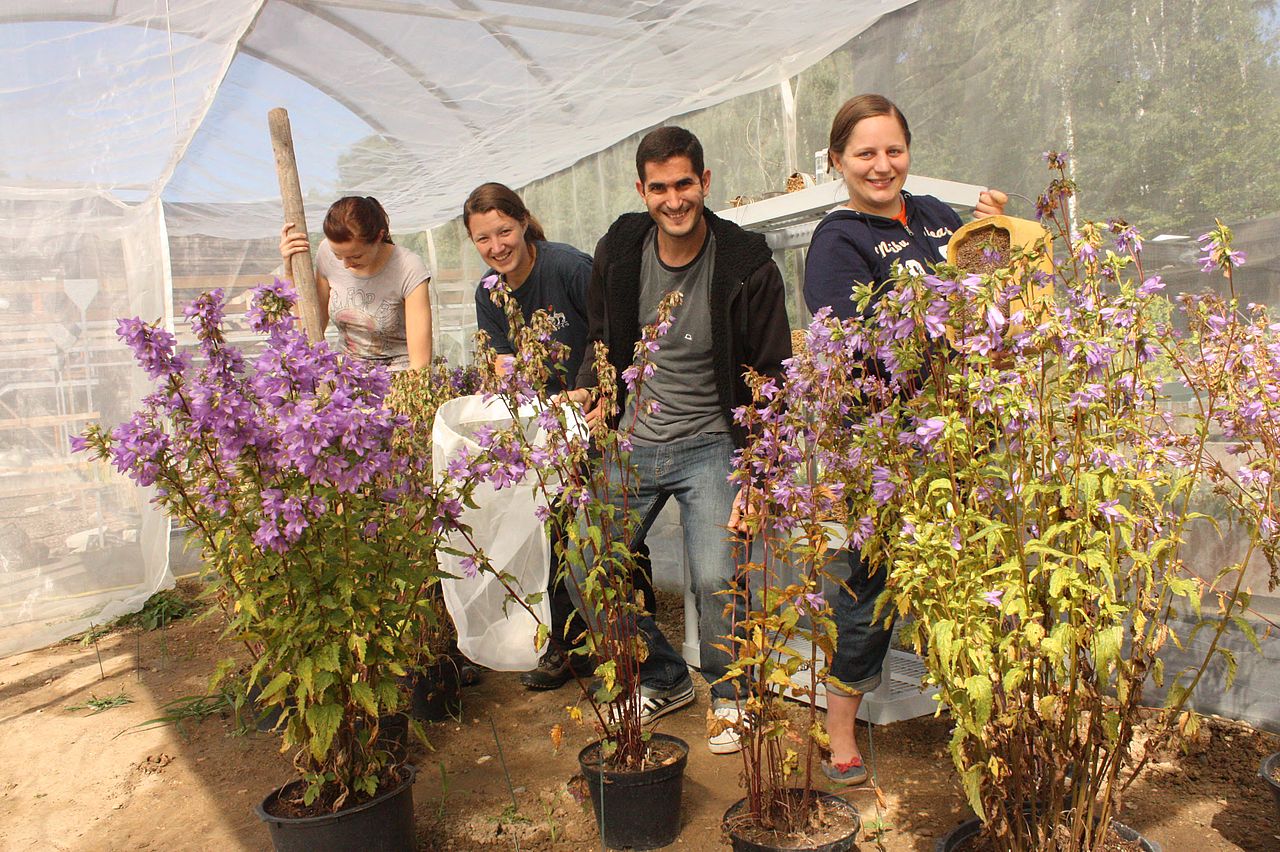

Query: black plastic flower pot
[[376, 712, 410, 763], [1261, 752, 1280, 820], [934, 815, 1161, 851], [723, 789, 861, 852], [410, 660, 462, 722], [256, 763, 418, 852], [244, 680, 283, 732], [578, 733, 688, 850]]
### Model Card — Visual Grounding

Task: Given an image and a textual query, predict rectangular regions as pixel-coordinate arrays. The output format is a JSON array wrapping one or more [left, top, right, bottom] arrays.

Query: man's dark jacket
[[573, 208, 792, 448]]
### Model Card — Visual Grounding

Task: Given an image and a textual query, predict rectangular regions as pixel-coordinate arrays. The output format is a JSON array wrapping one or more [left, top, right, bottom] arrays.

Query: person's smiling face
[[833, 113, 911, 218], [467, 209, 533, 280], [636, 155, 710, 243]]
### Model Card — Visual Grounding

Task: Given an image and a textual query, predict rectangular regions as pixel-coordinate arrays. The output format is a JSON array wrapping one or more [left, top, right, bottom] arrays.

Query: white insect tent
[[1, 0, 1277, 728]]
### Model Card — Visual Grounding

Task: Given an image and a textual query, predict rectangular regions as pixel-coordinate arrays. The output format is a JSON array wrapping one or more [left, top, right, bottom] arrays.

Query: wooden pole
[[267, 108, 325, 343]]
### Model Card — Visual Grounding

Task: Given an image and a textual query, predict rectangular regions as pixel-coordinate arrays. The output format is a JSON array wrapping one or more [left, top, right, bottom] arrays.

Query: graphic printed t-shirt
[[473, 240, 591, 394], [622, 229, 728, 445], [316, 241, 430, 371]]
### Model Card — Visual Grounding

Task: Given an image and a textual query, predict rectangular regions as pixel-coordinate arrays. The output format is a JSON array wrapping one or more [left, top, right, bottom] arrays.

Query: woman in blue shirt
[[803, 94, 1005, 785]]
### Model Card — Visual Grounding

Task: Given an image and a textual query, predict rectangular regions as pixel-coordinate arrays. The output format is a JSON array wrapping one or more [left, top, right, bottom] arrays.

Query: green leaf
[[258, 671, 292, 703], [297, 657, 315, 699], [316, 643, 341, 672], [933, 620, 956, 670], [348, 634, 368, 664], [306, 702, 343, 762], [964, 675, 993, 727], [1092, 625, 1122, 675], [927, 478, 953, 497], [960, 765, 986, 821], [1229, 615, 1260, 651], [1218, 647, 1239, 690], [1048, 567, 1069, 598], [349, 681, 379, 717], [1078, 472, 1099, 502]]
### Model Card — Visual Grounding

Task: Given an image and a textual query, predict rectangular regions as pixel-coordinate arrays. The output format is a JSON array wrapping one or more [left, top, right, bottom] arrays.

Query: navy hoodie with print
[[803, 192, 962, 321]]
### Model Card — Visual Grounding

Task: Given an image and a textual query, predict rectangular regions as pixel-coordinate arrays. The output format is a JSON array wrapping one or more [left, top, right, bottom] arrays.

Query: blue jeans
[[567, 431, 747, 701], [828, 545, 894, 694]]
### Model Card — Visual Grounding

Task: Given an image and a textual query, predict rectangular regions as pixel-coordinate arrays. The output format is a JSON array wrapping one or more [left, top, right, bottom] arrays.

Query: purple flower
[[1042, 151, 1068, 169], [107, 413, 170, 486], [116, 317, 190, 379], [914, 417, 946, 448], [850, 514, 875, 548], [1097, 500, 1125, 522], [459, 554, 480, 579], [985, 304, 1006, 335], [798, 591, 826, 611], [871, 466, 896, 505], [1067, 383, 1106, 411], [922, 303, 948, 339], [1238, 466, 1272, 489], [1137, 275, 1165, 297], [1110, 220, 1143, 257], [982, 589, 1003, 608]]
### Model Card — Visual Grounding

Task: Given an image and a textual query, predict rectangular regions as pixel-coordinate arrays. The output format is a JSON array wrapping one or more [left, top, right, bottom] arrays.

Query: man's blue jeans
[[567, 431, 747, 702]]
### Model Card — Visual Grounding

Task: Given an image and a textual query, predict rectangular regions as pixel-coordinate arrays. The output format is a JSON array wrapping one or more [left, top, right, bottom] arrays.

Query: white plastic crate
[[768, 635, 940, 724]]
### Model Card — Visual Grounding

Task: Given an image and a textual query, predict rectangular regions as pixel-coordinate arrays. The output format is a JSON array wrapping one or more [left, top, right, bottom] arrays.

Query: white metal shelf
[[717, 174, 985, 250]]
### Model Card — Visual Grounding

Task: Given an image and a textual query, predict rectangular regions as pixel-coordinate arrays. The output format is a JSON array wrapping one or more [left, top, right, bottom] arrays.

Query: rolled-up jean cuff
[[828, 547, 893, 695], [827, 671, 882, 697]]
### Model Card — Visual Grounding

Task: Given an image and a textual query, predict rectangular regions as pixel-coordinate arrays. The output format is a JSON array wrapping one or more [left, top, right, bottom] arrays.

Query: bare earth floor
[[1, 597, 1278, 851]]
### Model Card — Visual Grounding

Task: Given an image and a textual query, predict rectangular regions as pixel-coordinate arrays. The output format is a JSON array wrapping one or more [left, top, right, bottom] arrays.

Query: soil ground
[[1, 586, 1278, 852]]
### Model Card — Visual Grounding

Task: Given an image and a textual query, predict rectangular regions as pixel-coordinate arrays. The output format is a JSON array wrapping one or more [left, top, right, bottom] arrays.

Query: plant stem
[[488, 714, 519, 812]]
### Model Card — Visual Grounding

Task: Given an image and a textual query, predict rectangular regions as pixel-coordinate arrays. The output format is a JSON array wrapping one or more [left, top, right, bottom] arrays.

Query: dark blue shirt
[[474, 240, 592, 393], [804, 192, 962, 320]]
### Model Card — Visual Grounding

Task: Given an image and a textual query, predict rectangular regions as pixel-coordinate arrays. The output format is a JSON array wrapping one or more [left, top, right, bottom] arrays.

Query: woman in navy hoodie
[[803, 93, 1005, 785]]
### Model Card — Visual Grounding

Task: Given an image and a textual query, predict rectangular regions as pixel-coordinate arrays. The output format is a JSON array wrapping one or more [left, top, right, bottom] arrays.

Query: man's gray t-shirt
[[623, 229, 728, 445]]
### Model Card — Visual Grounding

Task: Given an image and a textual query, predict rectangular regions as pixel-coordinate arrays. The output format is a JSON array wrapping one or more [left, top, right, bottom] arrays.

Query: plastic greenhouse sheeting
[[2, 0, 1280, 734], [2, 0, 917, 236], [0, 0, 916, 655]]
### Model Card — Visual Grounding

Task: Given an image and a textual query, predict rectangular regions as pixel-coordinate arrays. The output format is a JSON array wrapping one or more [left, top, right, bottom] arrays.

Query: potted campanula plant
[[386, 360, 482, 723], [717, 360, 863, 852], [780, 155, 1277, 851], [448, 278, 690, 850], [76, 281, 482, 851]]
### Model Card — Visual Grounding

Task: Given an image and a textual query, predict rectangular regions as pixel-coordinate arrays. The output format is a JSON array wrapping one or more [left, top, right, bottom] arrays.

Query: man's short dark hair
[[635, 126, 705, 181]]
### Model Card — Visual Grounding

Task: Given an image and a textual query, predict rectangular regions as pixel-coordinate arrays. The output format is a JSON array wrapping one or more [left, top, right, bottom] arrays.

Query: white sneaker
[[607, 676, 696, 726], [707, 705, 743, 755]]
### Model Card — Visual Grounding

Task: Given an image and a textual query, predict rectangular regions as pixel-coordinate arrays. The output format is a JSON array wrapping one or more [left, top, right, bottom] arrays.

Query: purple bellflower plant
[[77, 282, 485, 814], [732, 157, 1279, 851]]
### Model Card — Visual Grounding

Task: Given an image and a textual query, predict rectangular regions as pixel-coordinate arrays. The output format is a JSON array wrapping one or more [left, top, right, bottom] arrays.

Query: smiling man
[[565, 126, 792, 754]]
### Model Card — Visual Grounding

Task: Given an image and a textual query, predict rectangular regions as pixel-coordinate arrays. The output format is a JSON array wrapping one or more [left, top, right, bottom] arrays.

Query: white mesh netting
[[1, 0, 1278, 729]]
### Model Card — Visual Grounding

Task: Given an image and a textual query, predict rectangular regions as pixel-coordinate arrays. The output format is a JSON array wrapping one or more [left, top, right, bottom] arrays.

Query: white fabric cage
[[2, 0, 1278, 732]]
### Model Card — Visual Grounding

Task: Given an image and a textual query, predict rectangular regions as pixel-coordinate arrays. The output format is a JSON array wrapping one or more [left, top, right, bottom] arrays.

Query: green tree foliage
[[793, 0, 1280, 232], [351, 0, 1280, 358]]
